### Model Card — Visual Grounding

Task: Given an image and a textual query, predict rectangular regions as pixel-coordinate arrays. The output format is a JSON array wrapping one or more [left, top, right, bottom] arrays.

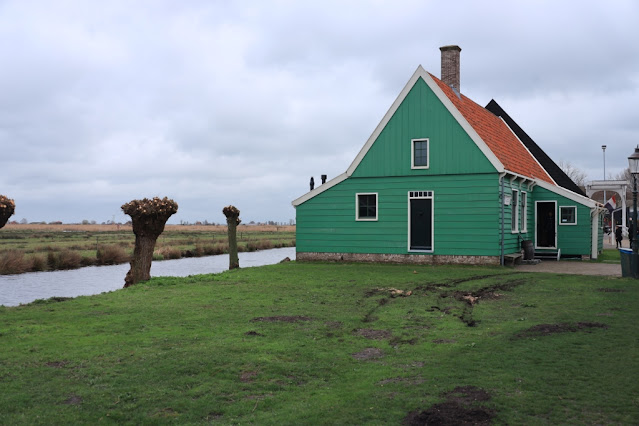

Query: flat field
[[0, 224, 295, 274], [0, 262, 636, 424]]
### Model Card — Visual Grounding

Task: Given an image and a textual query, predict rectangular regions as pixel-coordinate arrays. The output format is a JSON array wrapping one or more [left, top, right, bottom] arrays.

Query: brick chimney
[[440, 45, 461, 92]]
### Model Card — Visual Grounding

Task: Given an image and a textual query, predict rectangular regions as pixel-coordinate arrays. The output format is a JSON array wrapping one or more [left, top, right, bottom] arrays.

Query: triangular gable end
[[293, 64, 556, 207], [346, 65, 504, 176]]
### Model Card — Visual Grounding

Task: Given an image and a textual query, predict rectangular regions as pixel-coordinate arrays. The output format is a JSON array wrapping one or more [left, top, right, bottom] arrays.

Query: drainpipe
[[590, 207, 604, 260], [500, 173, 506, 266]]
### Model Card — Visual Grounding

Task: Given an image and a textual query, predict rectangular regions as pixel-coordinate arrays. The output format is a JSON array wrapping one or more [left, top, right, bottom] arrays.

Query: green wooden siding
[[531, 187, 593, 256], [351, 77, 496, 178], [296, 173, 503, 256], [501, 181, 534, 255]]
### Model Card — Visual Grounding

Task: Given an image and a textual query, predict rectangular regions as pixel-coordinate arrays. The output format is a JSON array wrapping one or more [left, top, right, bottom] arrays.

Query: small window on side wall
[[411, 139, 429, 169], [560, 206, 577, 225], [356, 193, 378, 221]]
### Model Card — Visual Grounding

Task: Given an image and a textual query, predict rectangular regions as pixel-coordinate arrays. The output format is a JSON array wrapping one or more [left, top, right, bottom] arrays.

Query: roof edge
[[535, 179, 600, 208], [346, 65, 426, 176], [422, 72, 505, 173], [291, 172, 348, 207]]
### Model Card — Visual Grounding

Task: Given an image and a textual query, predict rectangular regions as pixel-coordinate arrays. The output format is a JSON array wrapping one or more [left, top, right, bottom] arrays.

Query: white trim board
[[535, 179, 600, 208]]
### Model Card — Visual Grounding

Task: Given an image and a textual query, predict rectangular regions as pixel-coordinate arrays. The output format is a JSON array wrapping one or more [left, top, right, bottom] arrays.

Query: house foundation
[[296, 252, 500, 266]]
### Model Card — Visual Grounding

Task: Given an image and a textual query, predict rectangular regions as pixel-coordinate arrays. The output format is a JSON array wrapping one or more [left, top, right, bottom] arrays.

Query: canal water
[[0, 247, 295, 307]]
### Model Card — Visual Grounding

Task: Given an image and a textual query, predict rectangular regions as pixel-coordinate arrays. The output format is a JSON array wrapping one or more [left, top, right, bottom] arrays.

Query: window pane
[[561, 207, 576, 224], [358, 194, 377, 219], [414, 141, 428, 167]]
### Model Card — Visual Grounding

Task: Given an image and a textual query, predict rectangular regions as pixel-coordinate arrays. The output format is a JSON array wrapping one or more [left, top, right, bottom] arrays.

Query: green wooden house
[[292, 46, 604, 265]]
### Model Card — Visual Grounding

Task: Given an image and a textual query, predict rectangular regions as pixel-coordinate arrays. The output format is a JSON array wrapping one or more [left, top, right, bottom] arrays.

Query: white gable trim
[[293, 65, 508, 207], [291, 172, 348, 207], [346, 66, 504, 176], [419, 69, 504, 173], [535, 179, 600, 208], [345, 67, 424, 175]]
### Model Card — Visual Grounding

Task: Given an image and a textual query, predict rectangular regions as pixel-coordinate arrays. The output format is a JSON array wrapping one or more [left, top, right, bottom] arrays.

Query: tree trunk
[[121, 197, 178, 288], [124, 233, 159, 287], [227, 221, 239, 269], [0, 196, 15, 229], [223, 205, 241, 270]]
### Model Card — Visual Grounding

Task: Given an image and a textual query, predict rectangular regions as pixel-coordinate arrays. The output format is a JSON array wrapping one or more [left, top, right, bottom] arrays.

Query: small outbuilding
[[292, 46, 605, 265]]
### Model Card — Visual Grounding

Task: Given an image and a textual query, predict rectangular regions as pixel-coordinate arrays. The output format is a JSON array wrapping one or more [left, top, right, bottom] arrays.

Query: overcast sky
[[1, 0, 638, 224]]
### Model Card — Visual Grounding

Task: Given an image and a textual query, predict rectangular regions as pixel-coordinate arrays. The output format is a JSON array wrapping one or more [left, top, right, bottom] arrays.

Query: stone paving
[[513, 236, 623, 277]]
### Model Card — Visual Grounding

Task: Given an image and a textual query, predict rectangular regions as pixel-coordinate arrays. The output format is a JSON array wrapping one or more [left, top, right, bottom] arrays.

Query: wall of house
[[296, 173, 503, 257], [531, 186, 593, 256]]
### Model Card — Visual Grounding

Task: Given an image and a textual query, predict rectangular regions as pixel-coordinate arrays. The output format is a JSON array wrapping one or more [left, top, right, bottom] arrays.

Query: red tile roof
[[429, 73, 554, 185]]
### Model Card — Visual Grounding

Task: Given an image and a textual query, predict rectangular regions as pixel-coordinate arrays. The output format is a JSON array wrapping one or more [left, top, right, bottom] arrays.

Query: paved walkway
[[514, 261, 621, 277], [513, 236, 622, 277]]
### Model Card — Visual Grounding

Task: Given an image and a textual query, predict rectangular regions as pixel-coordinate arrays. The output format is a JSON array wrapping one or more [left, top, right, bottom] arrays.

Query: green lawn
[[596, 248, 622, 263], [1, 262, 637, 424]]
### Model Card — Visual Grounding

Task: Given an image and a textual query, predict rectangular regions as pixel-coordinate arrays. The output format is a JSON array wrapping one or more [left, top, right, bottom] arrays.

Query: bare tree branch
[[558, 160, 588, 187]]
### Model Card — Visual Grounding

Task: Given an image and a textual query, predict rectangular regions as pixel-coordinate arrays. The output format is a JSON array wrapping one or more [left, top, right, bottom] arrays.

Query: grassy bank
[[0, 262, 637, 424], [0, 224, 295, 274]]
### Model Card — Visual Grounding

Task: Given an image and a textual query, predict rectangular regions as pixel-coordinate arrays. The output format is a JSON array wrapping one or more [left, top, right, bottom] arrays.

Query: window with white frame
[[356, 193, 378, 221], [520, 191, 527, 232], [411, 138, 429, 169], [559, 206, 577, 225], [511, 189, 519, 232]]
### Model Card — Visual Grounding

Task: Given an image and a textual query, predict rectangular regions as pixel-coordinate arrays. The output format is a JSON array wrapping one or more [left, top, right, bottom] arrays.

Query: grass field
[[0, 262, 637, 424], [0, 224, 295, 274]]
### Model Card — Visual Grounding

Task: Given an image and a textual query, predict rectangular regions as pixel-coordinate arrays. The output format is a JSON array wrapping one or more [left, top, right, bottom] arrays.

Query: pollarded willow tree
[[222, 205, 241, 270], [122, 197, 178, 287], [0, 195, 15, 229]]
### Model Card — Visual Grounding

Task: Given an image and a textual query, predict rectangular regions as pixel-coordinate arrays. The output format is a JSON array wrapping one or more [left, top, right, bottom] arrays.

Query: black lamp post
[[628, 147, 639, 277]]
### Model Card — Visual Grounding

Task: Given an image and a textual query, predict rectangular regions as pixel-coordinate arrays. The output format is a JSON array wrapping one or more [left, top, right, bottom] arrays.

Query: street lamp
[[627, 146, 639, 277], [602, 145, 607, 205]]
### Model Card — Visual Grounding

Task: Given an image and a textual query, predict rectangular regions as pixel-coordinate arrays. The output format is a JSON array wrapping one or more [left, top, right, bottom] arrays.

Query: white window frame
[[411, 138, 429, 169], [407, 190, 434, 253], [520, 191, 528, 232], [559, 205, 577, 225], [355, 193, 378, 221], [511, 189, 519, 233]]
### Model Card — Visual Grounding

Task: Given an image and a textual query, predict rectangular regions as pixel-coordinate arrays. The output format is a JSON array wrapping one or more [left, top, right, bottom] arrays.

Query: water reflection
[[0, 247, 295, 307]]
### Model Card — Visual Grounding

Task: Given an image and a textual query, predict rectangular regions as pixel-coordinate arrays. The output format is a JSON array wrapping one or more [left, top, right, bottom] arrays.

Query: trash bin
[[619, 248, 639, 278], [521, 240, 534, 260]]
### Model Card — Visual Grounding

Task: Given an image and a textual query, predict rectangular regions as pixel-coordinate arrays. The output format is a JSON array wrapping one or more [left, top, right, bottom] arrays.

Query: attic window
[[356, 193, 378, 221], [411, 139, 429, 169]]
